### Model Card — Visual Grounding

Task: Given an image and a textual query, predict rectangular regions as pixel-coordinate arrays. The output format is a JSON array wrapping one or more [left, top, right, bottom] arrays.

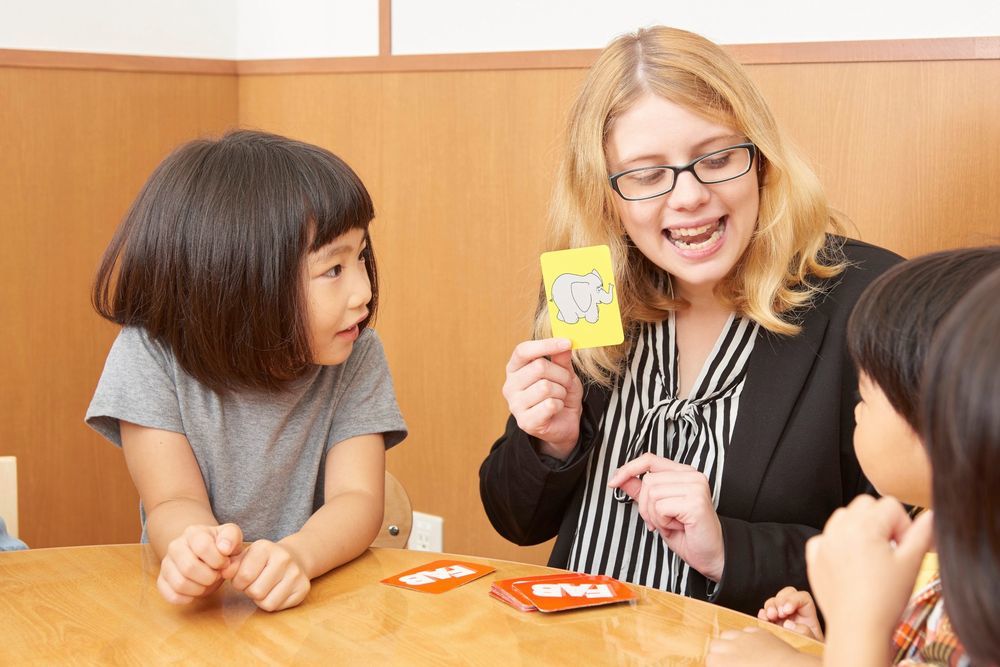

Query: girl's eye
[[326, 264, 343, 278]]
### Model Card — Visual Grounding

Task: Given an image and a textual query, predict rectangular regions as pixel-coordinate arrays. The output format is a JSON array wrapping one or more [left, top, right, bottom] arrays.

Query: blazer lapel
[[717, 307, 830, 520]]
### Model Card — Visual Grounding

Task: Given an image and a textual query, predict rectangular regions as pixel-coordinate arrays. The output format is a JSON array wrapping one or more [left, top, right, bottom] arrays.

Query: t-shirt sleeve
[[85, 327, 185, 447], [328, 329, 407, 451]]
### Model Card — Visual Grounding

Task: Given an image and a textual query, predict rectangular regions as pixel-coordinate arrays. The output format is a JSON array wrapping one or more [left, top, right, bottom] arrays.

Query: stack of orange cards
[[490, 573, 637, 613]]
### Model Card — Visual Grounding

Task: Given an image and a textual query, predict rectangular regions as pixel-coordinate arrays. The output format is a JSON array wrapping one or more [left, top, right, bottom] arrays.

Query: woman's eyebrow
[[615, 135, 747, 169]]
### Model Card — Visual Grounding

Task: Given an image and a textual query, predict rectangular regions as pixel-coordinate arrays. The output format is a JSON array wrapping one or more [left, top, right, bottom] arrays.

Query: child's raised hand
[[157, 523, 244, 604], [806, 496, 933, 641], [503, 338, 584, 460], [226, 539, 311, 612], [757, 587, 823, 640]]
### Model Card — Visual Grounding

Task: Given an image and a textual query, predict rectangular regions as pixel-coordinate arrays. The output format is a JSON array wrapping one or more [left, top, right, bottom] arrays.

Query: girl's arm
[[280, 433, 386, 579], [225, 433, 385, 611], [120, 421, 242, 603]]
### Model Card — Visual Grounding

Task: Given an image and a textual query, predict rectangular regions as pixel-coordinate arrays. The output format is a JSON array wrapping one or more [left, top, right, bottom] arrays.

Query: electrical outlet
[[407, 511, 444, 552]]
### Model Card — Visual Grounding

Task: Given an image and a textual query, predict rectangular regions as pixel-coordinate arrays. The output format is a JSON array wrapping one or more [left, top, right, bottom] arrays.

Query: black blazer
[[479, 237, 902, 615]]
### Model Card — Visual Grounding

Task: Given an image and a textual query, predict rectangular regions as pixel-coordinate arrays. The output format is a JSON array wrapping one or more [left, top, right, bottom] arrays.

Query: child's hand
[[706, 627, 820, 667], [757, 587, 823, 640], [157, 523, 243, 604], [806, 496, 933, 640], [226, 539, 311, 611]]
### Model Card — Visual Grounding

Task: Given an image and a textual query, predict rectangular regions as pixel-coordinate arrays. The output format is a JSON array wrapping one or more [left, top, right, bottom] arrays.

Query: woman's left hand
[[608, 453, 725, 581]]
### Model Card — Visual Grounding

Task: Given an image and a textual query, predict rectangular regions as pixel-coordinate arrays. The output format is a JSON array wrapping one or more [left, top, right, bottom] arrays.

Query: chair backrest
[[372, 470, 412, 548], [0, 456, 17, 539]]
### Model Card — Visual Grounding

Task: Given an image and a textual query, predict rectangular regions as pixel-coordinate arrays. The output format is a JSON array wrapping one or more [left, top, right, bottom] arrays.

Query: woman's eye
[[326, 264, 343, 278], [701, 154, 732, 170], [628, 169, 666, 185]]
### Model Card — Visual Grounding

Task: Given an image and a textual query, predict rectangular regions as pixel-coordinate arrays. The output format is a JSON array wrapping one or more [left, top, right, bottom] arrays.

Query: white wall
[[0, 0, 379, 59], [393, 0, 1000, 55], [0, 0, 239, 58], [236, 0, 378, 59], [0, 0, 997, 59]]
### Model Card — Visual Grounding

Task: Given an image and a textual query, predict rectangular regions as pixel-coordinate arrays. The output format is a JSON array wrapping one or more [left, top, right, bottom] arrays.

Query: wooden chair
[[371, 471, 412, 548], [0, 456, 17, 539]]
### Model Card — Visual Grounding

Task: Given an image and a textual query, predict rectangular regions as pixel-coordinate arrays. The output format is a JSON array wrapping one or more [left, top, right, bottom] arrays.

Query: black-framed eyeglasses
[[609, 143, 757, 201]]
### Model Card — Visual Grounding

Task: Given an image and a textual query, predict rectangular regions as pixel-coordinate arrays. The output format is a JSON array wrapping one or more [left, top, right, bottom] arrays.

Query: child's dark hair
[[847, 247, 1000, 431], [922, 266, 1000, 666], [93, 129, 378, 393]]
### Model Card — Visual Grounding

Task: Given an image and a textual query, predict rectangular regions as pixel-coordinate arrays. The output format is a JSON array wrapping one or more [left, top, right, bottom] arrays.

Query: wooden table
[[0, 545, 821, 664]]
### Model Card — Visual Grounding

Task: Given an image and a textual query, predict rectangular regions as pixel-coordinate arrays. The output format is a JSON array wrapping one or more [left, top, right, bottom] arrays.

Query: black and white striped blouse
[[567, 312, 759, 595]]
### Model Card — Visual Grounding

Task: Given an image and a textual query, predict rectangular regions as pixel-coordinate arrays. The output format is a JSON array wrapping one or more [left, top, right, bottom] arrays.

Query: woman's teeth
[[666, 219, 726, 250]]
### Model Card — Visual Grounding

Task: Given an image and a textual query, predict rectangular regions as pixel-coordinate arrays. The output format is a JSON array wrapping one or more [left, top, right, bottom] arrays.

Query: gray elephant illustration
[[551, 269, 614, 324]]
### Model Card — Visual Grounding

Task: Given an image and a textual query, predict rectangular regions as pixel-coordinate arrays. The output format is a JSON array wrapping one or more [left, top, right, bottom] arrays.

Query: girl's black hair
[[923, 266, 1000, 666], [93, 129, 378, 393]]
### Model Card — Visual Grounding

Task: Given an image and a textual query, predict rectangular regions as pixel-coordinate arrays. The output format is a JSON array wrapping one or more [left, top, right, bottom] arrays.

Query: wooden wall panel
[[749, 60, 1000, 257], [240, 59, 1000, 566], [0, 67, 237, 547]]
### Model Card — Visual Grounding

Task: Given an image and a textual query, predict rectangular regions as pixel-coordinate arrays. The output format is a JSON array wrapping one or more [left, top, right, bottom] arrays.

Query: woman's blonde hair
[[536, 26, 846, 386]]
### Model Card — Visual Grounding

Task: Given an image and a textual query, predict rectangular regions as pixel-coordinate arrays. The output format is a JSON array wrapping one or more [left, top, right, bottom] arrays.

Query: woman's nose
[[666, 171, 711, 211]]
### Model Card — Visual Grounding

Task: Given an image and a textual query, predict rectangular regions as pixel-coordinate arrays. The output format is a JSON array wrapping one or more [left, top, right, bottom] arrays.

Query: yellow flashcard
[[540, 245, 624, 350]]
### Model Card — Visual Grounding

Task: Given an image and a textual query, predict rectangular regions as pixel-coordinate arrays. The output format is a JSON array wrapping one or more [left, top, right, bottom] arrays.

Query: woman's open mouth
[[663, 216, 727, 251]]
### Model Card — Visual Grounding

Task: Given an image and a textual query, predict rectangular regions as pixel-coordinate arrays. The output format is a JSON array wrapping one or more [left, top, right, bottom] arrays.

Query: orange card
[[381, 559, 496, 594], [511, 574, 637, 612]]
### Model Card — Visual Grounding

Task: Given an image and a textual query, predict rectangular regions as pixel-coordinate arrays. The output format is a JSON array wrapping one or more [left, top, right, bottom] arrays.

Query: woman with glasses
[[479, 26, 900, 615]]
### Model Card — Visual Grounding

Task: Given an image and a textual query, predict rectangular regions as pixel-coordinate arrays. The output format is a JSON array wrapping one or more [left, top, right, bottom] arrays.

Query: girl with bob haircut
[[481, 25, 900, 614], [86, 130, 407, 612], [707, 246, 1000, 666]]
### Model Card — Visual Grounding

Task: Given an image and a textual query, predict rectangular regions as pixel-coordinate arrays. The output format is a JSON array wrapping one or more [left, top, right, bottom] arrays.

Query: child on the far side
[[86, 130, 407, 612], [706, 246, 1000, 666]]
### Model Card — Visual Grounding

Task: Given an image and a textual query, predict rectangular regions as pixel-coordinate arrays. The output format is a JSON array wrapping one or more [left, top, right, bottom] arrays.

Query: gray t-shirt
[[86, 326, 407, 542]]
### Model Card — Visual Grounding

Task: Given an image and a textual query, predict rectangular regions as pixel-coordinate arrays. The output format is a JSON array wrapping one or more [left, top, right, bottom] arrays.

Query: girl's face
[[304, 227, 372, 366], [605, 93, 760, 301], [853, 372, 932, 507]]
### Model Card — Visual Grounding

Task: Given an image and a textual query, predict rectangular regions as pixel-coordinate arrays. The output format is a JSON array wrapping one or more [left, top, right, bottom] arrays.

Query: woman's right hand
[[503, 338, 584, 460]]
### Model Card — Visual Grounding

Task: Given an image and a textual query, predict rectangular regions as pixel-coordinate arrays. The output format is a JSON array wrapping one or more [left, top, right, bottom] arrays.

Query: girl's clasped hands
[[159, 523, 310, 611]]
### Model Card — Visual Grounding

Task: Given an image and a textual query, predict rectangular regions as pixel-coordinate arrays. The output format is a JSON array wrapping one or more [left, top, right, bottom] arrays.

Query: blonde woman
[[479, 26, 900, 614]]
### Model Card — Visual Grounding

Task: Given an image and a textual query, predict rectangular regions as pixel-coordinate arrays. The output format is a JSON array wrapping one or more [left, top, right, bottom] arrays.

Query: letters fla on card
[[540, 245, 625, 350]]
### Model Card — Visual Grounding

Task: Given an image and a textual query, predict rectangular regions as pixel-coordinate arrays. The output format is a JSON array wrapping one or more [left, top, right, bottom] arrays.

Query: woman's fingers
[[505, 338, 571, 375]]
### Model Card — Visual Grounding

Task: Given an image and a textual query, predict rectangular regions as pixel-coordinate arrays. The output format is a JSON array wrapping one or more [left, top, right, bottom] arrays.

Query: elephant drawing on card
[[551, 269, 614, 324]]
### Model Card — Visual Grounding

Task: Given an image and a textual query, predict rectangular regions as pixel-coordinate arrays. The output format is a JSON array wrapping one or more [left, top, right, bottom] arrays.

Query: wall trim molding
[[0, 48, 236, 75], [2, 37, 997, 76]]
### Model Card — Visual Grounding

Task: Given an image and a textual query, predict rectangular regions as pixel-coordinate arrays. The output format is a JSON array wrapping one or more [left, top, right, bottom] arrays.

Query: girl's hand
[[607, 453, 725, 581], [806, 496, 933, 661], [706, 627, 820, 667], [157, 523, 243, 604], [503, 338, 584, 460], [226, 539, 311, 612], [758, 587, 823, 640]]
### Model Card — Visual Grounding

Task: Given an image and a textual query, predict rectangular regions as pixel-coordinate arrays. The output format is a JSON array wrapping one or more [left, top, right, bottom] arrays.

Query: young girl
[[480, 25, 900, 614], [86, 130, 407, 612], [706, 246, 1000, 666]]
